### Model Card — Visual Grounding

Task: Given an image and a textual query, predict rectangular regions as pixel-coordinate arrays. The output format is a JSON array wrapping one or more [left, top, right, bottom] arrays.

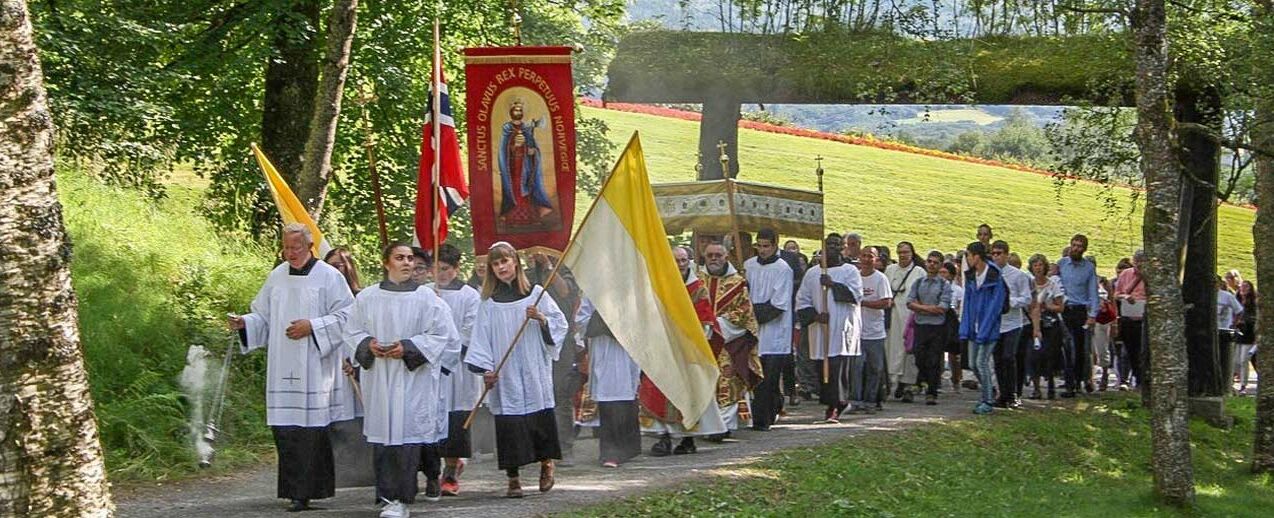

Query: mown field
[[581, 106, 1256, 277]]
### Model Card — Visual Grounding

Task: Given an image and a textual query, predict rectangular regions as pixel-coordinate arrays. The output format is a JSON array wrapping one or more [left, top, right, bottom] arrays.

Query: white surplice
[[240, 260, 354, 427], [435, 282, 484, 412], [796, 263, 863, 359], [744, 256, 794, 357], [344, 283, 460, 446], [465, 286, 569, 416], [575, 299, 641, 402]]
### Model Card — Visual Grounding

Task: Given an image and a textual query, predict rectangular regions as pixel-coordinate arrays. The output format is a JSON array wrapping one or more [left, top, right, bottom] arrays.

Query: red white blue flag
[[415, 24, 469, 251]]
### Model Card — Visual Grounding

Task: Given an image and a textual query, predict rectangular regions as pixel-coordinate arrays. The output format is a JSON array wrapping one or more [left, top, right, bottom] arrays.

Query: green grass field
[[581, 106, 1256, 277], [570, 396, 1271, 517]]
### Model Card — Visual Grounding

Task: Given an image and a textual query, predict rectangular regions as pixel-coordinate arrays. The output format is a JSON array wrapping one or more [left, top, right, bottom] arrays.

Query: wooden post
[[816, 156, 829, 383]]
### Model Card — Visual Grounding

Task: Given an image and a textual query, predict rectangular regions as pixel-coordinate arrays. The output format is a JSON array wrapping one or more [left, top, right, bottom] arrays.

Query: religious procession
[[211, 23, 1251, 518], [10, 1, 1274, 516]]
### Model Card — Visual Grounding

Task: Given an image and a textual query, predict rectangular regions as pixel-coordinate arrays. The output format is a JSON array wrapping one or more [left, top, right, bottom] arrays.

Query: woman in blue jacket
[[959, 242, 1009, 415]]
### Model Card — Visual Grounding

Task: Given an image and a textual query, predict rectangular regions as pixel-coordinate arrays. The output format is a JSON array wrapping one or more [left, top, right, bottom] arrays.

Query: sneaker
[[673, 437, 697, 455], [601, 460, 620, 468], [651, 434, 673, 457], [440, 476, 460, 497], [973, 403, 993, 415], [423, 478, 441, 502], [506, 478, 524, 499], [1118, 383, 1129, 392], [379, 500, 408, 518], [925, 394, 937, 406]]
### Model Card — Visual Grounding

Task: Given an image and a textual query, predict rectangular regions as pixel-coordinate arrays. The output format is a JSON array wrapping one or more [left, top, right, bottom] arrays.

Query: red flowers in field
[[580, 98, 1052, 176]]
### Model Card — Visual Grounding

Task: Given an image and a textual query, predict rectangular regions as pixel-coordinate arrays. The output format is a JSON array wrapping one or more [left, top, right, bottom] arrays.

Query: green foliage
[[587, 106, 1256, 276], [60, 167, 275, 480], [568, 396, 1271, 517], [30, 0, 624, 253]]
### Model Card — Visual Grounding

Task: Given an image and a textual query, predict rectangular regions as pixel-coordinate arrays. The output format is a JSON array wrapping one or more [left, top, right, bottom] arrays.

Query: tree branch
[[1057, 3, 1129, 17], [1178, 122, 1274, 159]]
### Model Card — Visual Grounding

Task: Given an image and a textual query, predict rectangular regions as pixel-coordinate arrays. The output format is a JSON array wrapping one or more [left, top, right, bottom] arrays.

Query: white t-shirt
[[859, 270, 892, 341], [1217, 289, 1244, 331]]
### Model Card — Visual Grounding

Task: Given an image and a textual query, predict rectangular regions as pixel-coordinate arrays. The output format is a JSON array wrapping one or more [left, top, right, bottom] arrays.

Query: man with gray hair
[[229, 223, 356, 512], [842, 232, 863, 264], [1114, 249, 1147, 389]]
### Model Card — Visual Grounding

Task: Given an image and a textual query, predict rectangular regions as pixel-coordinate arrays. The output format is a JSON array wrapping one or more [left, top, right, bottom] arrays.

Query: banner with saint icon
[[464, 46, 576, 258]]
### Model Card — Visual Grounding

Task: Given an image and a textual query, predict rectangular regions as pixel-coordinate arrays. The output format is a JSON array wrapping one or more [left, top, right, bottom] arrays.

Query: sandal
[[539, 461, 555, 493]]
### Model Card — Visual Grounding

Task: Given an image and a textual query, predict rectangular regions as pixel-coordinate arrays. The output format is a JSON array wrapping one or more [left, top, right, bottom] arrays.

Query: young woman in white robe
[[429, 244, 483, 496], [465, 243, 569, 498], [344, 243, 460, 518]]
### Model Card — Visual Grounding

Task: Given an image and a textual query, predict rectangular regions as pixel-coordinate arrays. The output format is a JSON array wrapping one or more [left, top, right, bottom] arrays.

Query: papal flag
[[250, 143, 333, 258], [561, 133, 718, 428]]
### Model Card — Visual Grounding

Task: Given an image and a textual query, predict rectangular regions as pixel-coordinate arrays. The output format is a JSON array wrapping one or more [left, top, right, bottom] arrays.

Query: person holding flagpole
[[464, 242, 568, 499]]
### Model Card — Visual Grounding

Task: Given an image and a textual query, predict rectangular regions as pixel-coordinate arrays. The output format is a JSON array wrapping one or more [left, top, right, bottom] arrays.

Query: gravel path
[[118, 388, 999, 517]]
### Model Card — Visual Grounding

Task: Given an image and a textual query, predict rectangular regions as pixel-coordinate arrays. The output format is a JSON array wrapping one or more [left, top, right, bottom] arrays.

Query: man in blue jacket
[[959, 242, 1009, 415]]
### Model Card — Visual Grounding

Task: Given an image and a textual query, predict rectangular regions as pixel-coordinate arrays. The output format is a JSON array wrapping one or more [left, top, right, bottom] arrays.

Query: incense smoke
[[179, 345, 214, 466]]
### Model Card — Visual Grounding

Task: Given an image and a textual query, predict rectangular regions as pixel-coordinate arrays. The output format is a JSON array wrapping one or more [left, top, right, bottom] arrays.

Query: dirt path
[[118, 389, 1000, 517]]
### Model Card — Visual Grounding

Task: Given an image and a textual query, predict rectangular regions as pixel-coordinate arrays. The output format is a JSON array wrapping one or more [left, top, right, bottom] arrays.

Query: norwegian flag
[[415, 27, 469, 251]]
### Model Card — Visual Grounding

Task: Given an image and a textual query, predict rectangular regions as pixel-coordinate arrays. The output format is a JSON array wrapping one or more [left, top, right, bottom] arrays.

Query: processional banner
[[464, 46, 576, 258]]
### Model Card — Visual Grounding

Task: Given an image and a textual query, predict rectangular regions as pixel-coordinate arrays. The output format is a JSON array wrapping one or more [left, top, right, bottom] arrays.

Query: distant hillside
[[580, 105, 1255, 276]]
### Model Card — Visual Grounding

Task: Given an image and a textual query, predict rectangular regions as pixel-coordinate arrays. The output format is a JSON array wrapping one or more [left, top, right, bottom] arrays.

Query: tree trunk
[[258, 0, 320, 233], [0, 1, 114, 515], [295, 0, 359, 220], [1250, 0, 1274, 474], [698, 94, 741, 180], [1132, 0, 1195, 505], [1175, 86, 1223, 397]]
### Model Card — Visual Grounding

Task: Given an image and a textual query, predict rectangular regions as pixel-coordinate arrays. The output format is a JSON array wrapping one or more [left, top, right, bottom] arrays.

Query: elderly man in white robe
[[228, 223, 355, 512], [466, 242, 569, 499], [885, 241, 924, 402], [743, 228, 793, 431], [576, 298, 642, 467], [345, 243, 460, 518], [796, 234, 863, 423]]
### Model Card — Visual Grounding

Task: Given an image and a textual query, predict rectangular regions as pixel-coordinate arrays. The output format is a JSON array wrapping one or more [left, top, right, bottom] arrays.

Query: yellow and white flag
[[562, 133, 718, 428], [250, 143, 332, 258]]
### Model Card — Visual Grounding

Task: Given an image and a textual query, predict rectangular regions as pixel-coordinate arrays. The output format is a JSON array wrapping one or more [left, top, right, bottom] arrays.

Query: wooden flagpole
[[430, 18, 443, 290], [816, 156, 830, 383], [355, 87, 388, 249], [463, 132, 641, 430]]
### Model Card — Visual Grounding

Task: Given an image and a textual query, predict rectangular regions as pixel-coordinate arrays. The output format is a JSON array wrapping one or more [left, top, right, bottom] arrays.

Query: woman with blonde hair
[[465, 242, 569, 498]]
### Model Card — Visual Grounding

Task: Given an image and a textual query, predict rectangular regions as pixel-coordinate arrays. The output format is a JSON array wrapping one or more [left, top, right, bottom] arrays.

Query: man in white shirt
[[1217, 276, 1245, 394], [852, 247, 892, 414], [991, 241, 1032, 408]]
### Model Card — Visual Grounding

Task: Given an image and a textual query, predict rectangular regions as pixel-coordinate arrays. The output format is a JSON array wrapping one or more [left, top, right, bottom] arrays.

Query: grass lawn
[[569, 396, 1270, 517], [581, 106, 1255, 277]]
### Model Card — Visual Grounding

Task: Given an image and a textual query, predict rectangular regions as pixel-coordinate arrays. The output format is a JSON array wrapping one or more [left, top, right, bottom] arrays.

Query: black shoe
[[1060, 391, 1077, 398], [901, 388, 915, 404], [673, 438, 697, 455], [992, 400, 1010, 409], [424, 478, 442, 502], [751, 424, 772, 432], [894, 384, 906, 399], [925, 394, 938, 406], [788, 396, 801, 407], [1084, 381, 1095, 393], [651, 435, 672, 457], [287, 499, 310, 512], [1029, 388, 1042, 400]]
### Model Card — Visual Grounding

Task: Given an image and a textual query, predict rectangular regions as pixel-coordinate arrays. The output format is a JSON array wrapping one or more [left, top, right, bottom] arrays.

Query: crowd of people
[[227, 222, 1260, 517]]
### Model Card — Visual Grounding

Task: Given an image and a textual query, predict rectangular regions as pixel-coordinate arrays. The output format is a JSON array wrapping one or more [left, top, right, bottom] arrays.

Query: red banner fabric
[[464, 46, 576, 258]]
